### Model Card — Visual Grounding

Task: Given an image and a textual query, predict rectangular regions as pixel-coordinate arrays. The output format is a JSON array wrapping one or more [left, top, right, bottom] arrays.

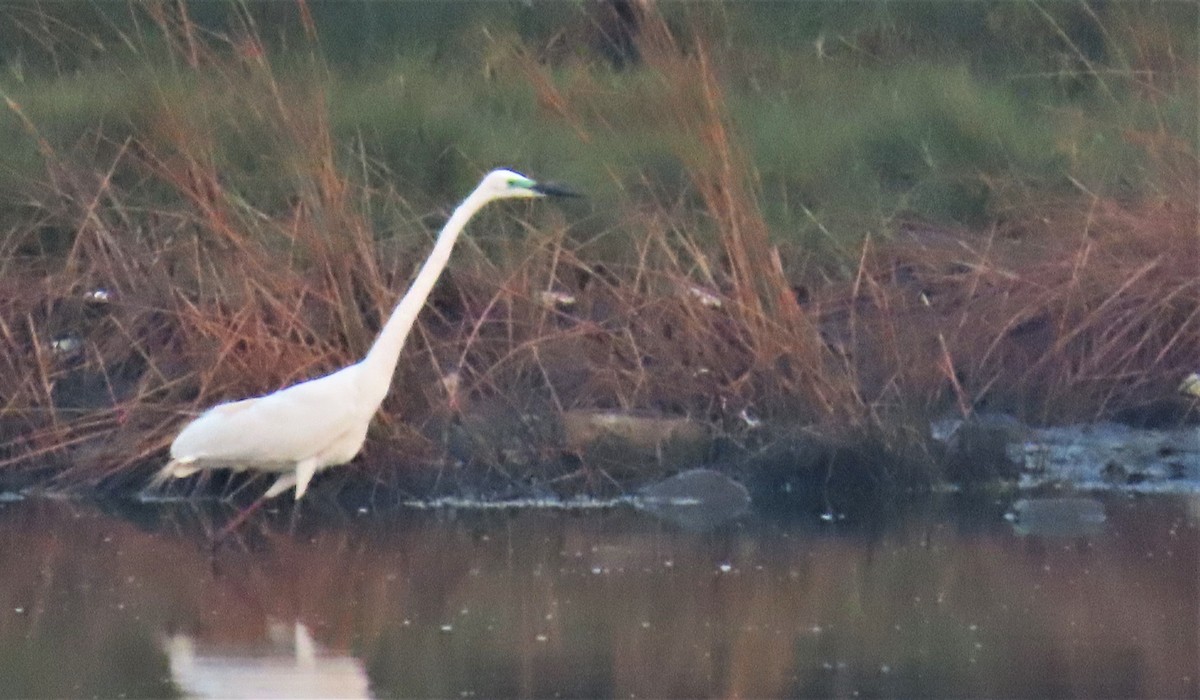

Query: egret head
[[475, 168, 580, 203]]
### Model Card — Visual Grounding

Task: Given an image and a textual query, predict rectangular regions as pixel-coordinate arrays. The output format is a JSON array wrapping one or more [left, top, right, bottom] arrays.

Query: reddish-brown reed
[[1, 4, 1195, 493]]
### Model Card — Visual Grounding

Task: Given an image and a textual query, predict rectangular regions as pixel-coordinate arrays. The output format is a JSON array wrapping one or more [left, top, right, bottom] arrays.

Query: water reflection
[[165, 621, 369, 699], [0, 496, 1194, 698], [635, 468, 751, 531], [1007, 497, 1108, 538]]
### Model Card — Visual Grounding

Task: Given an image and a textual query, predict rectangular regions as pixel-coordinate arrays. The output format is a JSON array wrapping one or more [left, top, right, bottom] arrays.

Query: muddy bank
[[935, 416, 1200, 494], [7, 399, 1199, 526]]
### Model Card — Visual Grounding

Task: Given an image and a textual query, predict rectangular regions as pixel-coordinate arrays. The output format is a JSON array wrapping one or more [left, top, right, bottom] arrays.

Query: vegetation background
[[0, 0, 1196, 493]]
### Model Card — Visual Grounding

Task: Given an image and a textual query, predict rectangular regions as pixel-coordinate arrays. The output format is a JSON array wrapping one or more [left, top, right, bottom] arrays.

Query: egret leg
[[212, 496, 270, 545], [293, 459, 319, 500], [264, 472, 299, 500], [213, 470, 300, 545]]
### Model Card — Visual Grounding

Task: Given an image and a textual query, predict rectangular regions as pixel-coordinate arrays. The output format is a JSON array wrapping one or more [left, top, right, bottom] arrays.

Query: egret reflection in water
[[164, 621, 369, 699]]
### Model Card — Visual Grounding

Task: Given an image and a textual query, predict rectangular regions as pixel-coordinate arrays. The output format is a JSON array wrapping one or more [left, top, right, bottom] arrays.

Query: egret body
[[157, 169, 576, 501]]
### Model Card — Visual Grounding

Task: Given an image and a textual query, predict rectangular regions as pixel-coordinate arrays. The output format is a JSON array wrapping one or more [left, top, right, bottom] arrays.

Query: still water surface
[[0, 495, 1195, 698]]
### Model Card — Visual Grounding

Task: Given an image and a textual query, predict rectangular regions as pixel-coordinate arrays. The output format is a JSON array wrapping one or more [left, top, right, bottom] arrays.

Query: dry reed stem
[[0, 3, 1195, 488], [853, 177, 1199, 422]]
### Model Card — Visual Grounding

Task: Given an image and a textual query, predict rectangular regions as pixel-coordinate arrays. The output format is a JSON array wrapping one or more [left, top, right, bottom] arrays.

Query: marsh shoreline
[[1, 3, 1196, 500]]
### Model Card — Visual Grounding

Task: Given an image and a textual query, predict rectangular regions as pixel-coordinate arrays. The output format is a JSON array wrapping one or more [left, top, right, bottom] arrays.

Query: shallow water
[[0, 495, 1195, 698]]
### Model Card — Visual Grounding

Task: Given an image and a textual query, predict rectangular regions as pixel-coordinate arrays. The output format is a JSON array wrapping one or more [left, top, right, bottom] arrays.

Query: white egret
[[155, 169, 578, 504]]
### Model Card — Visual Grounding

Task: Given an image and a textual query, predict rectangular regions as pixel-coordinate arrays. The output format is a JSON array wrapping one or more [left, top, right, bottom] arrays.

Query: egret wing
[[171, 369, 366, 468]]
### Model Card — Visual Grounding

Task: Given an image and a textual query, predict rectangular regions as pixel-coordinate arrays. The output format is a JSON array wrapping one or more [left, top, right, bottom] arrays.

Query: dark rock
[[635, 468, 750, 531]]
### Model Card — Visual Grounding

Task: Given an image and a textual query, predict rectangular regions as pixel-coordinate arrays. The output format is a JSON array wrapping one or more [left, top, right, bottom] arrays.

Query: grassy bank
[[0, 1, 1196, 495]]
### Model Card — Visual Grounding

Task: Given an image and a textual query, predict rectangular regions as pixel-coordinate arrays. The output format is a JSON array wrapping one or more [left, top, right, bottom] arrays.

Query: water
[[0, 495, 1195, 698]]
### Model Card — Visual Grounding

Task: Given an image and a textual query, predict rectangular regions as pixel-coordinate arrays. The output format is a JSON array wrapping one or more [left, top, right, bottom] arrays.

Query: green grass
[[3, 1, 1192, 254]]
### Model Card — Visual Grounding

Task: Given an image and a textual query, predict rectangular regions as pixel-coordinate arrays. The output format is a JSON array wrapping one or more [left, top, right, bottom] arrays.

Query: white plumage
[[157, 169, 576, 501]]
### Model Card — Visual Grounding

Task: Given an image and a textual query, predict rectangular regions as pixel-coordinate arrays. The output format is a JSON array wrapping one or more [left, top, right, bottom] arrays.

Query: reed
[[0, 1, 1194, 492]]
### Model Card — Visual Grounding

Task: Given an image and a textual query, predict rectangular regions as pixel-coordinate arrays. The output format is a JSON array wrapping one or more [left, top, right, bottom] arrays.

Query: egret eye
[[506, 176, 536, 190]]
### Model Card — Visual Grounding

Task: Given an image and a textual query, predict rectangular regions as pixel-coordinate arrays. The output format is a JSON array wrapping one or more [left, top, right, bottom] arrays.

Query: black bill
[[531, 181, 582, 198]]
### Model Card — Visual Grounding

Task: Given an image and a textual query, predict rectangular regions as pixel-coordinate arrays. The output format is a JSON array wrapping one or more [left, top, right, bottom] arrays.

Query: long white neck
[[357, 188, 492, 407]]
